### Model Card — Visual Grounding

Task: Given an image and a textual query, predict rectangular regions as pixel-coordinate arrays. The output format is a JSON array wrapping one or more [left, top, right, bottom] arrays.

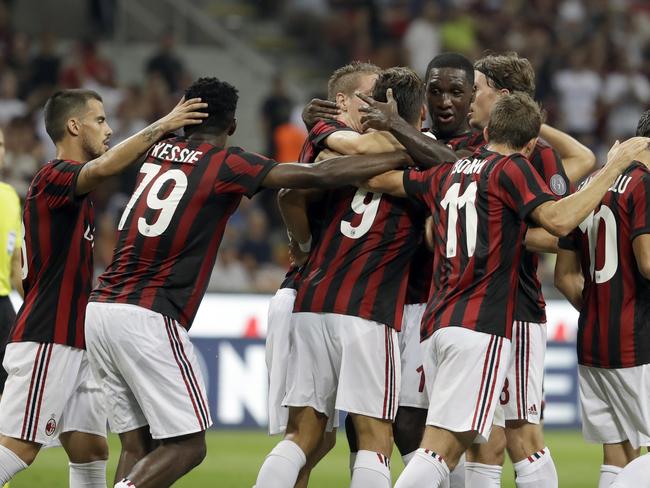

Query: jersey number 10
[[118, 163, 188, 237]]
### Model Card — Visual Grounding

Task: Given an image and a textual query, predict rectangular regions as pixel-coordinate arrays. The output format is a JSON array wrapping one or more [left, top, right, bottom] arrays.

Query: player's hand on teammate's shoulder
[[157, 97, 209, 135], [288, 239, 309, 267], [606, 137, 650, 169], [357, 89, 399, 133], [302, 98, 340, 127]]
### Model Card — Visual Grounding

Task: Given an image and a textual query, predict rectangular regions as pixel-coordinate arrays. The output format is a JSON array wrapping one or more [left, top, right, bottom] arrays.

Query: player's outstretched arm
[[524, 227, 558, 253], [10, 245, 23, 298], [75, 98, 208, 195], [554, 248, 584, 311], [540, 124, 596, 183], [633, 234, 650, 280], [261, 151, 412, 190], [357, 90, 457, 168], [529, 137, 650, 236], [363, 170, 407, 197], [325, 130, 404, 155]]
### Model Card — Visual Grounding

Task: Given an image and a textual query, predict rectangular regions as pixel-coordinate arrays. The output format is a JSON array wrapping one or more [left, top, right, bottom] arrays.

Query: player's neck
[[486, 142, 522, 156], [55, 141, 90, 163], [186, 132, 227, 149]]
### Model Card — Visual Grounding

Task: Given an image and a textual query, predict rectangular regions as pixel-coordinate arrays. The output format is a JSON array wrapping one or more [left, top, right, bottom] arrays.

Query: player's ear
[[483, 126, 489, 144], [499, 88, 510, 97], [228, 118, 237, 136], [524, 137, 538, 157], [419, 104, 426, 123], [336, 92, 347, 112], [67, 117, 80, 137]]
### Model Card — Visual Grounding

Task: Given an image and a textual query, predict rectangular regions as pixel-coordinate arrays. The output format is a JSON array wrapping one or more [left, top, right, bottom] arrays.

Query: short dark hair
[[474, 53, 535, 97], [636, 110, 650, 137], [487, 92, 542, 149], [372, 67, 424, 125], [44, 89, 103, 143], [327, 61, 381, 100], [425, 52, 474, 85], [184, 77, 239, 135]]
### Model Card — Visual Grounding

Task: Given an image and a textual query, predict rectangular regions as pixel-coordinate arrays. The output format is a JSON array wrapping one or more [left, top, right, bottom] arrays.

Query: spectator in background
[[3, 116, 43, 198], [145, 32, 186, 93], [59, 39, 115, 89], [402, 0, 440, 78], [0, 70, 26, 126], [239, 207, 273, 272], [209, 245, 253, 293], [260, 75, 293, 157], [28, 33, 61, 93]]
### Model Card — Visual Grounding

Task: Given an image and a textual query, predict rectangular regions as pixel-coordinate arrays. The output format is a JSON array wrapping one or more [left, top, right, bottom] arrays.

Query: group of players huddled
[[0, 48, 647, 488]]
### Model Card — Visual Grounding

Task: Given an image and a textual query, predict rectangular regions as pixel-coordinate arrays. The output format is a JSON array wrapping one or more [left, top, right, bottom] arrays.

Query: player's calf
[[61, 431, 109, 488], [393, 406, 427, 464], [115, 427, 158, 483], [295, 430, 336, 488], [465, 425, 505, 487], [348, 414, 393, 488]]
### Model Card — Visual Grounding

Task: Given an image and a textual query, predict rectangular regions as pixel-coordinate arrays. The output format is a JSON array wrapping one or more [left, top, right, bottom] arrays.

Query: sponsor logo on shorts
[[45, 417, 56, 436], [528, 404, 539, 419]]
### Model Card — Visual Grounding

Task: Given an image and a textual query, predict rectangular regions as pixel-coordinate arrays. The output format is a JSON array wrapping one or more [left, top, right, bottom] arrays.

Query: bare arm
[[554, 248, 584, 311], [262, 151, 412, 189], [10, 246, 23, 298], [363, 170, 407, 197], [277, 188, 324, 247], [529, 137, 650, 236], [633, 234, 650, 280], [524, 227, 559, 253], [75, 98, 208, 195], [325, 130, 404, 155], [540, 124, 596, 183], [357, 90, 457, 168]]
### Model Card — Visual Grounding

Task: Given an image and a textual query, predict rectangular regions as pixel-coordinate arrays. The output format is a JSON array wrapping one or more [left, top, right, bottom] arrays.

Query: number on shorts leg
[[416, 365, 426, 393], [500, 378, 510, 405]]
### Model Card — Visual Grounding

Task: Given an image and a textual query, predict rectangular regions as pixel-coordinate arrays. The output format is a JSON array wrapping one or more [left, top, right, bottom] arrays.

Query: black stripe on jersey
[[607, 224, 624, 367], [217, 148, 266, 196], [298, 194, 348, 311]]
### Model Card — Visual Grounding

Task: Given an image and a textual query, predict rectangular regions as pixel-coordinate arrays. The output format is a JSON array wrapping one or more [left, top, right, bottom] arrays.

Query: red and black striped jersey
[[293, 187, 423, 330], [517, 139, 569, 323], [404, 147, 556, 340], [91, 137, 277, 329], [559, 163, 650, 368], [405, 242, 433, 305], [281, 119, 353, 290], [443, 130, 485, 152], [12, 160, 94, 349]]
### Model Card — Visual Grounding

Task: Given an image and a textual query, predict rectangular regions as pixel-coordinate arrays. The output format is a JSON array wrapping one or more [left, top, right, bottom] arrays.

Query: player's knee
[[394, 407, 426, 455], [188, 437, 207, 468], [84, 437, 109, 462]]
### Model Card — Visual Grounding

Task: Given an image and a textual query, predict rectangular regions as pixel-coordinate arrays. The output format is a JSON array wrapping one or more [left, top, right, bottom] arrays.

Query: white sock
[[449, 453, 465, 488], [513, 447, 558, 488], [69, 460, 107, 488], [0, 445, 28, 484], [349, 452, 357, 477], [350, 450, 391, 488], [395, 448, 450, 488], [465, 461, 502, 487], [114, 479, 136, 488], [255, 440, 306, 488], [611, 453, 650, 488], [402, 451, 415, 466], [599, 465, 622, 488]]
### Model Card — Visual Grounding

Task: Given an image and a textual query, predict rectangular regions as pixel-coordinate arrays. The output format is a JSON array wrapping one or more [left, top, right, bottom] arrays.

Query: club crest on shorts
[[45, 417, 57, 436], [549, 174, 567, 196]]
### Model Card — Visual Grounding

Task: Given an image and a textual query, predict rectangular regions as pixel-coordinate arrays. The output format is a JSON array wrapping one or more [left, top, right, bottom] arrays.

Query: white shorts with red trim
[[398, 303, 428, 409], [0, 342, 107, 445], [266, 288, 296, 435], [85, 302, 212, 439], [284, 312, 400, 421], [499, 321, 546, 424], [579, 364, 650, 449], [422, 327, 511, 443]]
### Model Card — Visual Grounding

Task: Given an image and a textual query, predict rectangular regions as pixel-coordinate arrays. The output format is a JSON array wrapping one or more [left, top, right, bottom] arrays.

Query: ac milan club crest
[[45, 417, 57, 436]]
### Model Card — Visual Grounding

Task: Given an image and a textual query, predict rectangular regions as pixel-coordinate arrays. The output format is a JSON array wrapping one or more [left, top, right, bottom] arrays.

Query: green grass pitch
[[12, 430, 601, 487]]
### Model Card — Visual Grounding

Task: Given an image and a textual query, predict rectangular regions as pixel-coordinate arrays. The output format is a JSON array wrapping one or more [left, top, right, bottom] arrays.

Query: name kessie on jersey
[[150, 141, 204, 164]]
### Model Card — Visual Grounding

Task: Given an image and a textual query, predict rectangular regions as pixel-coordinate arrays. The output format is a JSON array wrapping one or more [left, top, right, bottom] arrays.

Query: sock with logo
[[611, 453, 650, 488], [114, 479, 136, 488], [449, 453, 465, 488], [465, 461, 502, 487], [395, 448, 450, 488], [599, 465, 622, 488], [350, 450, 391, 488], [0, 445, 27, 484], [513, 447, 558, 488], [69, 460, 107, 487], [255, 440, 306, 488]]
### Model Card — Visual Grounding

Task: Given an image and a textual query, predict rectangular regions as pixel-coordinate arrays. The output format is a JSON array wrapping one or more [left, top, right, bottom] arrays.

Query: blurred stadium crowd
[[1, 0, 649, 293]]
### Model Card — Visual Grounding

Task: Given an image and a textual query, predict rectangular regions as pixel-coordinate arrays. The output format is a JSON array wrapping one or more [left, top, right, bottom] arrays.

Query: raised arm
[[75, 98, 208, 195], [540, 124, 596, 183], [262, 151, 412, 190], [529, 137, 650, 236], [325, 130, 403, 155], [10, 245, 23, 298], [554, 248, 584, 311], [357, 90, 457, 168]]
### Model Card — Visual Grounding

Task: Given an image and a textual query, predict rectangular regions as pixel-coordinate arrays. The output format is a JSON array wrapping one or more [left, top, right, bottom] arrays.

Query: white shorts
[[284, 312, 400, 421], [85, 302, 212, 439], [0, 342, 106, 445], [579, 364, 650, 449], [422, 327, 511, 443], [398, 303, 428, 409], [499, 321, 546, 424], [266, 288, 296, 435]]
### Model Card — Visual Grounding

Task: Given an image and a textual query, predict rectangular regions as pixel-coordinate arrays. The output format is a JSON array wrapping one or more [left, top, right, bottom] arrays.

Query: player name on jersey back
[[150, 141, 204, 164]]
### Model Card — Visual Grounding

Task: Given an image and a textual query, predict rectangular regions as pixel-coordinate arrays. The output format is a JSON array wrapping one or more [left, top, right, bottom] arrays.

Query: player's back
[[423, 147, 554, 340], [91, 136, 276, 328], [569, 162, 650, 368], [294, 186, 423, 331]]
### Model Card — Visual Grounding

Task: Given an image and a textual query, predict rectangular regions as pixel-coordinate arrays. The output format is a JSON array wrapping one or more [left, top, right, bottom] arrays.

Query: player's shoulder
[[622, 161, 650, 192], [311, 119, 350, 134]]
